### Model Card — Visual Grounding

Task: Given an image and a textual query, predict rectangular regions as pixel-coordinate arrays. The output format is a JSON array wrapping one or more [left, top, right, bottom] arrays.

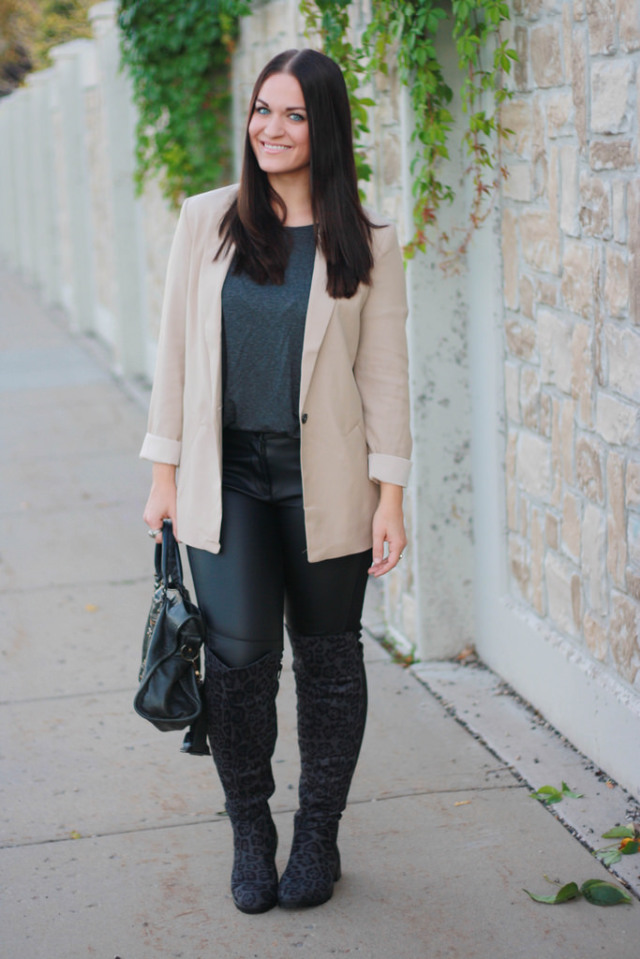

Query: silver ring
[[147, 528, 162, 538]]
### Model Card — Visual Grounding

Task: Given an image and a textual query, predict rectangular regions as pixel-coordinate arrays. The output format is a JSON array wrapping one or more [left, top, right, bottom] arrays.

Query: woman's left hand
[[368, 483, 407, 578]]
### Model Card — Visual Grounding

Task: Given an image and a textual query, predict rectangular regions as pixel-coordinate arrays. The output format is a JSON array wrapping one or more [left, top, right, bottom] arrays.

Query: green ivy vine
[[118, 0, 516, 259], [117, 0, 249, 205], [301, 0, 516, 260]]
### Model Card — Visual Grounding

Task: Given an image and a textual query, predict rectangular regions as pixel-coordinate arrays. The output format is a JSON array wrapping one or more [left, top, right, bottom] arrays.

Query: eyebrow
[[256, 97, 307, 111]]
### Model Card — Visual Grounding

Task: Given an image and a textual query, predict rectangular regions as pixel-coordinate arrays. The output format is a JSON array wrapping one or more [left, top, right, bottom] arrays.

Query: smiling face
[[248, 72, 311, 180]]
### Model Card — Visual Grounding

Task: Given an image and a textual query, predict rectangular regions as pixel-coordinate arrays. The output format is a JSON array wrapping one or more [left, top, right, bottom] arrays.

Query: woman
[[142, 48, 411, 914]]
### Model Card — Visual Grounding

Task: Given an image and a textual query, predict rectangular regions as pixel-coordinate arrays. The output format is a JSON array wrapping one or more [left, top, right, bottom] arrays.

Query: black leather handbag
[[134, 520, 210, 755]]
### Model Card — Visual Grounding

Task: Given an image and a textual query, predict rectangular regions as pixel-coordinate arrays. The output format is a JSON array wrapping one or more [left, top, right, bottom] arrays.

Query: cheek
[[248, 112, 266, 140], [295, 128, 310, 153]]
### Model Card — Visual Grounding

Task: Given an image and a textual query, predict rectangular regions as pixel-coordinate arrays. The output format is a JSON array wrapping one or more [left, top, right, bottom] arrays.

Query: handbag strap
[[161, 519, 183, 589]]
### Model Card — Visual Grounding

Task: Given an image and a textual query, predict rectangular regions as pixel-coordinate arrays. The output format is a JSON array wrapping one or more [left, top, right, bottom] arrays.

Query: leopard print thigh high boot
[[278, 630, 367, 909], [204, 647, 282, 914]]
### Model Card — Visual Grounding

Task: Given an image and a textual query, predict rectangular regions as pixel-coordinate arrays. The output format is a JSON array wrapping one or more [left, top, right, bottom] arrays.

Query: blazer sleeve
[[354, 223, 412, 487], [139, 199, 193, 465]]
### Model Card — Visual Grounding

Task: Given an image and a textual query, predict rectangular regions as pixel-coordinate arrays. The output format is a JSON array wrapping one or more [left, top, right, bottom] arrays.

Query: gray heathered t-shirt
[[221, 224, 316, 435]]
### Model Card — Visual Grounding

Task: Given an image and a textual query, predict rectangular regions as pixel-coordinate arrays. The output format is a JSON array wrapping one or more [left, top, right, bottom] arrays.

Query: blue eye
[[289, 113, 305, 122], [256, 106, 269, 115]]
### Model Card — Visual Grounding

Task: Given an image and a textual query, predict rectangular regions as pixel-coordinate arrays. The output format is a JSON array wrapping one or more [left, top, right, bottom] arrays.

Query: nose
[[264, 112, 284, 138]]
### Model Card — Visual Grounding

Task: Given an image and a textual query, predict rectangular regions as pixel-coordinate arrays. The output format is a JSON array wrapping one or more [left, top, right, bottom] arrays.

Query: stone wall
[[501, 0, 640, 691]]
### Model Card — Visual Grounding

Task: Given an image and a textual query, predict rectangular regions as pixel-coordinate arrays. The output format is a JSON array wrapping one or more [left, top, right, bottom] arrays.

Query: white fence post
[[89, 1, 148, 377], [0, 95, 20, 272], [50, 40, 98, 333], [26, 69, 62, 305], [11, 87, 37, 279]]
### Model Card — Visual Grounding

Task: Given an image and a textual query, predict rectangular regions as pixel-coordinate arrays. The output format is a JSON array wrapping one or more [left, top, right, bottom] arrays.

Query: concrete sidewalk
[[2, 266, 640, 959]]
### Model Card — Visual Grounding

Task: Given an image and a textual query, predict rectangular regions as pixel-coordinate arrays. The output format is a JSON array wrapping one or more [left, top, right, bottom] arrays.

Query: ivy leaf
[[602, 826, 635, 839], [560, 781, 584, 799], [530, 782, 583, 804], [524, 882, 580, 904], [580, 880, 632, 906], [594, 848, 622, 866], [530, 785, 563, 804]]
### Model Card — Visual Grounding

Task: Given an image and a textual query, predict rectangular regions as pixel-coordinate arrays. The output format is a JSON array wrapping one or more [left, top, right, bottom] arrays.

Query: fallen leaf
[[595, 847, 622, 866], [580, 879, 631, 906], [602, 826, 635, 839], [455, 644, 476, 662], [524, 881, 580, 904], [530, 785, 563, 804], [530, 782, 583, 804], [560, 781, 584, 799], [84, 604, 99, 613], [454, 800, 471, 807], [70, 830, 82, 840], [620, 839, 639, 855]]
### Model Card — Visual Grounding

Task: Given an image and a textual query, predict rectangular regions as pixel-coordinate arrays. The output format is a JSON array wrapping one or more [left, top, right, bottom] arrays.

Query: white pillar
[[394, 25, 475, 660], [11, 87, 36, 279], [24, 79, 46, 288], [50, 40, 98, 333], [0, 96, 20, 270], [26, 70, 62, 306], [89, 1, 148, 377]]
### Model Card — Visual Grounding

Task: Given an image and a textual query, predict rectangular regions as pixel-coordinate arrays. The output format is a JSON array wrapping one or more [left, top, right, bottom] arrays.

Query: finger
[[386, 543, 403, 569], [147, 523, 163, 544], [369, 556, 392, 577], [369, 528, 385, 571], [144, 513, 167, 544], [368, 540, 406, 577]]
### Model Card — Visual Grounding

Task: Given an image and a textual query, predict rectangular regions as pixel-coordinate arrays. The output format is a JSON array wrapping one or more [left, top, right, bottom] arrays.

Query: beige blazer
[[140, 184, 411, 562]]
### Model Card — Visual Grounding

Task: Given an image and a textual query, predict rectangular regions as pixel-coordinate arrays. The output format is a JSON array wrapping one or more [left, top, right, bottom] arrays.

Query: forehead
[[256, 72, 306, 107]]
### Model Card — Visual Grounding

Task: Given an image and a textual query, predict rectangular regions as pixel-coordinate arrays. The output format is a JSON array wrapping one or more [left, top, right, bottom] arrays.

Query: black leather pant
[[187, 429, 371, 667]]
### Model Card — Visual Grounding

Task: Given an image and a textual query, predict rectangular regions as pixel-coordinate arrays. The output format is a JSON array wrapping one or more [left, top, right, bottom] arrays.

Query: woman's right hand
[[143, 463, 178, 542]]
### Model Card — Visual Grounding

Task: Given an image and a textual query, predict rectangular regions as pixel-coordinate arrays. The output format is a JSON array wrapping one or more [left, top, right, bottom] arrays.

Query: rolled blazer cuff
[[368, 453, 411, 488], [140, 432, 182, 465]]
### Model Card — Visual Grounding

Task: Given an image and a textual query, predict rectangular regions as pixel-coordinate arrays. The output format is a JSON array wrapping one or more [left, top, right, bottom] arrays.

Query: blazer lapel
[[202, 241, 234, 355], [299, 247, 335, 411]]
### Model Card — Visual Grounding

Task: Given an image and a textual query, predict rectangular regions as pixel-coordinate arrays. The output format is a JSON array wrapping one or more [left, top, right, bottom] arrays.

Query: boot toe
[[232, 875, 279, 914]]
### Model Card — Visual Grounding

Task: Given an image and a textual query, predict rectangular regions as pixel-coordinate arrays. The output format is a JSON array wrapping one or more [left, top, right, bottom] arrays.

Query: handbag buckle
[[179, 643, 200, 663]]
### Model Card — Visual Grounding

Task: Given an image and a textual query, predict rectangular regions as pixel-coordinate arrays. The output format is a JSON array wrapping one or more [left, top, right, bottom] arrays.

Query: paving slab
[[4, 790, 640, 959], [1, 654, 517, 848], [0, 278, 68, 350], [414, 661, 640, 894], [0, 344, 111, 391], [0, 382, 144, 458], [0, 448, 151, 516], [0, 502, 151, 591], [0, 581, 151, 701]]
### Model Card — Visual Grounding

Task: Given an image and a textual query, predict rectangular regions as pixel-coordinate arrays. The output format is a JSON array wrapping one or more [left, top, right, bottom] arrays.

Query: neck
[[268, 169, 313, 226]]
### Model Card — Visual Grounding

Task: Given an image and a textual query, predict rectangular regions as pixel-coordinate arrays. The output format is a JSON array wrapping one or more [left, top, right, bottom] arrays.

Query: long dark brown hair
[[217, 49, 375, 299]]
